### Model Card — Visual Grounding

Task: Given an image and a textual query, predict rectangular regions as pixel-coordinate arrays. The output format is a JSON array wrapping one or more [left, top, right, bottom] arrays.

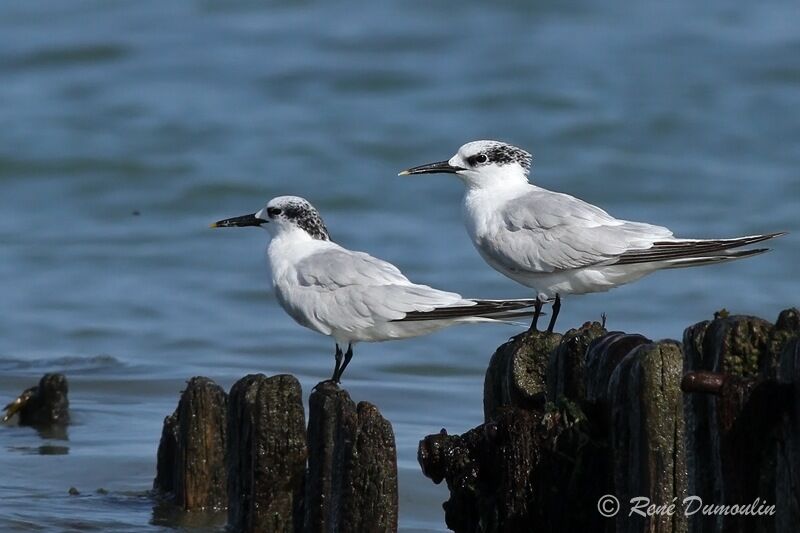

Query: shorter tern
[[400, 140, 785, 332], [212, 195, 537, 382]]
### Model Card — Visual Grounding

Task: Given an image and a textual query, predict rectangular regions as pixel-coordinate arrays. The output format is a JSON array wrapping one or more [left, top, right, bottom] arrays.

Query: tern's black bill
[[398, 160, 464, 176], [211, 213, 266, 228]]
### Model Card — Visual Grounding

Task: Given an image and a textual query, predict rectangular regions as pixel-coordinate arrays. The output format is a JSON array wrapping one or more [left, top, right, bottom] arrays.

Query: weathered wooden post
[[682, 309, 800, 533], [304, 381, 398, 533], [2, 373, 70, 426], [483, 329, 562, 420], [154, 372, 399, 532], [547, 321, 607, 403], [608, 341, 687, 533], [421, 325, 612, 532], [776, 333, 800, 531], [153, 376, 228, 511], [227, 374, 307, 533]]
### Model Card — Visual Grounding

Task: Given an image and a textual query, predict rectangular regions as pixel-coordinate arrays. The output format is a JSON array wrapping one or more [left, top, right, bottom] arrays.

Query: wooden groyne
[[153, 375, 398, 533], [151, 308, 799, 532], [418, 308, 800, 533]]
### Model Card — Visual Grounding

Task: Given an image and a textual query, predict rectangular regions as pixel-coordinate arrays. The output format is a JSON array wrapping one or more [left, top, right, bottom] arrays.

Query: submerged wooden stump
[[153, 376, 228, 511], [227, 374, 307, 533], [305, 381, 398, 533], [2, 373, 70, 426]]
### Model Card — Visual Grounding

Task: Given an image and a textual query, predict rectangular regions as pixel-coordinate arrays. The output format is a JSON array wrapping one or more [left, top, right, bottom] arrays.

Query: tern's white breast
[[267, 230, 338, 335]]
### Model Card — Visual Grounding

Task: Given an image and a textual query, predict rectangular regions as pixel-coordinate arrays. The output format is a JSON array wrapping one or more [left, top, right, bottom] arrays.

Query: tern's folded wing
[[487, 190, 673, 273], [295, 247, 411, 289], [285, 247, 467, 334]]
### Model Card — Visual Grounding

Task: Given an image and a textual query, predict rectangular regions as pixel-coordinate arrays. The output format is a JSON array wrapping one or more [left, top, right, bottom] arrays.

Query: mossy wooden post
[[304, 381, 398, 533], [584, 332, 650, 408], [547, 321, 607, 403], [683, 309, 800, 533], [227, 374, 307, 533], [608, 341, 687, 533], [422, 326, 613, 532], [484, 330, 562, 421], [153, 376, 228, 511]]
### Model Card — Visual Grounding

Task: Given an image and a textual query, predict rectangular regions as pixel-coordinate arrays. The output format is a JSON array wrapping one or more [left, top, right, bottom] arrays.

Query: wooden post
[[484, 330, 562, 421], [226, 374, 307, 533], [2, 373, 69, 426], [304, 381, 398, 533], [682, 311, 799, 533], [547, 321, 607, 403], [608, 341, 687, 533], [153, 377, 227, 511]]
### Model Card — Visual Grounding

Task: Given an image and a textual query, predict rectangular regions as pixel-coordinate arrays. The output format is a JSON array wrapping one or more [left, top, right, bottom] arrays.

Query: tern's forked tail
[[615, 232, 786, 267], [394, 298, 539, 322]]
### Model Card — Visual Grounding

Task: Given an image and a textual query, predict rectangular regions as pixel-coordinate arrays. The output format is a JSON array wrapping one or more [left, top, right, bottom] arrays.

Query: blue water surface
[[1, 1, 798, 530]]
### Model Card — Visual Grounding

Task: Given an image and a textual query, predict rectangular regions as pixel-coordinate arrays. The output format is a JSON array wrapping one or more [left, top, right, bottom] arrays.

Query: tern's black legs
[[338, 344, 354, 381], [529, 298, 544, 332], [332, 344, 343, 382], [546, 293, 561, 333], [331, 343, 354, 383], [529, 294, 561, 334]]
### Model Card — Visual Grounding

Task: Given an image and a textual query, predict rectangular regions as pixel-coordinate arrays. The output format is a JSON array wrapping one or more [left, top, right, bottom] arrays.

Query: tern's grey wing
[[288, 247, 466, 335], [486, 189, 673, 273], [295, 247, 411, 289]]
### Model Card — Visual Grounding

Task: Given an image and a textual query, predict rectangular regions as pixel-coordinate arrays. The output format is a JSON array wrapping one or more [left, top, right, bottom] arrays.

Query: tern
[[212, 195, 537, 382], [400, 140, 785, 332]]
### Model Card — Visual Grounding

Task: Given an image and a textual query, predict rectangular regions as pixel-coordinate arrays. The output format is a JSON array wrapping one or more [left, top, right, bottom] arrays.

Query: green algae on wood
[[609, 341, 687, 533], [484, 329, 562, 422]]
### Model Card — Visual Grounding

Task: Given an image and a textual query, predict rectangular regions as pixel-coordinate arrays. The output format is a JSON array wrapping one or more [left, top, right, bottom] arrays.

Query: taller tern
[[212, 195, 537, 382], [400, 140, 785, 332]]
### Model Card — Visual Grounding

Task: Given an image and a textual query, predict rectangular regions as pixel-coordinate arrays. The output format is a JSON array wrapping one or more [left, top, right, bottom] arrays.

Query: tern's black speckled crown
[[280, 199, 331, 241], [483, 143, 532, 173]]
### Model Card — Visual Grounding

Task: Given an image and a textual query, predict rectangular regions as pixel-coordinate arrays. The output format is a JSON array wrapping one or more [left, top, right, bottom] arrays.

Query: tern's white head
[[399, 140, 532, 188], [212, 195, 331, 241]]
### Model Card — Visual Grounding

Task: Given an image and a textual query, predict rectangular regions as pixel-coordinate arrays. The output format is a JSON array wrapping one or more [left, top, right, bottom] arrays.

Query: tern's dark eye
[[468, 154, 488, 166], [267, 207, 282, 217]]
